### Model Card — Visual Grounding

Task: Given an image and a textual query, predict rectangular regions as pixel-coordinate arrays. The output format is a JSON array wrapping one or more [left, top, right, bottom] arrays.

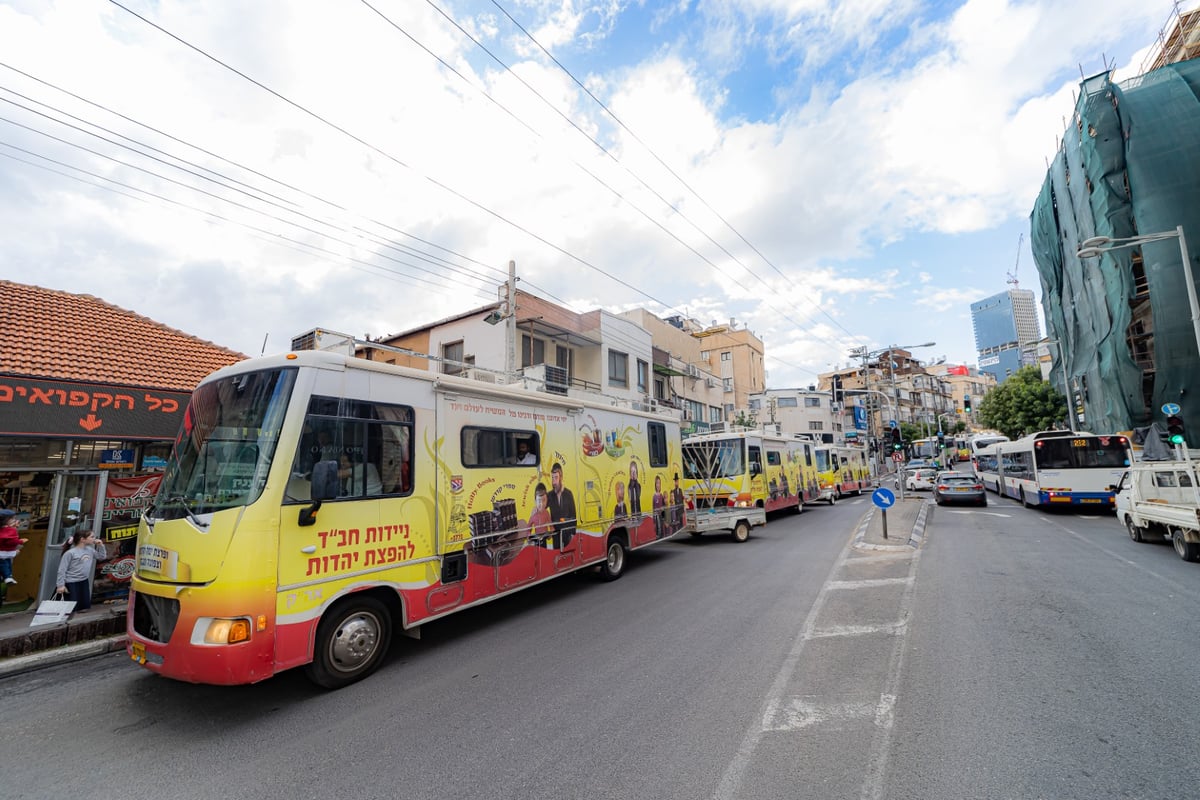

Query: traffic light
[[963, 395, 972, 413], [937, 430, 945, 445], [1167, 414, 1185, 445]]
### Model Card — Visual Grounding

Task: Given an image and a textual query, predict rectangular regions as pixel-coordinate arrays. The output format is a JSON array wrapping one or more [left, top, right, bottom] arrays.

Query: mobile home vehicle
[[814, 443, 872, 501], [975, 430, 1131, 508], [680, 429, 818, 513], [127, 351, 684, 688]]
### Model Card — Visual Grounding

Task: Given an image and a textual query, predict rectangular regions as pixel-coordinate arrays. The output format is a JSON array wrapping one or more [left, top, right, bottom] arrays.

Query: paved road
[[3, 492, 1198, 800]]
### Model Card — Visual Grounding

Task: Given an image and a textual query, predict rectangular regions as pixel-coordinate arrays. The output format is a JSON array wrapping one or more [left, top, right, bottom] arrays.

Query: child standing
[[0, 509, 27, 584], [56, 531, 107, 611]]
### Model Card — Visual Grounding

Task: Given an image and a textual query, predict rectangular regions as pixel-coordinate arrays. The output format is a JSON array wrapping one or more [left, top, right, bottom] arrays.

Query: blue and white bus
[[975, 430, 1132, 508]]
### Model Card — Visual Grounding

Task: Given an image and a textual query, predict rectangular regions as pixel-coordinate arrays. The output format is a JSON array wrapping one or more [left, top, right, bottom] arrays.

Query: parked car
[[933, 474, 987, 506], [905, 468, 938, 491]]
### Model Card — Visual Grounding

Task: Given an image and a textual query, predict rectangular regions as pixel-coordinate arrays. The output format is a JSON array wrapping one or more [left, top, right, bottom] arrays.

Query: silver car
[[933, 474, 987, 506]]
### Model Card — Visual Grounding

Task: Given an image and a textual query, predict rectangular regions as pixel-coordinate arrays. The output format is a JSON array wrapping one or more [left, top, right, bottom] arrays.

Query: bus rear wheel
[[306, 596, 392, 689], [598, 535, 627, 581]]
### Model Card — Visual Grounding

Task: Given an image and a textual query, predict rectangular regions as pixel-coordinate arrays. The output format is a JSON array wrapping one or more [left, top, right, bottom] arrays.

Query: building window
[[777, 397, 798, 407], [555, 345, 572, 379], [749, 399, 761, 410], [700, 350, 710, 359], [442, 341, 464, 375], [809, 421, 824, 431], [723, 378, 733, 392], [710, 406, 722, 422], [608, 350, 628, 388], [521, 335, 545, 367], [804, 397, 820, 408], [637, 359, 649, 393], [721, 351, 731, 362], [654, 377, 666, 401]]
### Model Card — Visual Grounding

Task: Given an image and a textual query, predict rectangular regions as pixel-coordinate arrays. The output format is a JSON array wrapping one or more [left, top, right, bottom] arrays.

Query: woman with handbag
[[55, 530, 107, 611]]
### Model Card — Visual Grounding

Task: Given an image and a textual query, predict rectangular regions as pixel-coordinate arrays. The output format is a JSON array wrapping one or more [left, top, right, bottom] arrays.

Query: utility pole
[[505, 260, 517, 380]]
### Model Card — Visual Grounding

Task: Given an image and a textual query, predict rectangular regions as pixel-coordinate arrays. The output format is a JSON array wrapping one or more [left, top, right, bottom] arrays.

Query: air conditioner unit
[[543, 364, 569, 395], [705, 377, 718, 388], [685, 364, 700, 378]]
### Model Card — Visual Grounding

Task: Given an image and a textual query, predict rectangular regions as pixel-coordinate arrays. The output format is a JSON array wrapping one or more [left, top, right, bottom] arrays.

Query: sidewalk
[[0, 599, 128, 679]]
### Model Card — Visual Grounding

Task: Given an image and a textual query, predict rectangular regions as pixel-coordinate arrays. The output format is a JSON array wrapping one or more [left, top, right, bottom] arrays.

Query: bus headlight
[[201, 618, 252, 644]]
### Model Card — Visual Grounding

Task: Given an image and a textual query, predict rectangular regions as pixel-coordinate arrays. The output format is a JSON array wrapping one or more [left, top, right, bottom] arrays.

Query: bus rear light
[[202, 618, 252, 644]]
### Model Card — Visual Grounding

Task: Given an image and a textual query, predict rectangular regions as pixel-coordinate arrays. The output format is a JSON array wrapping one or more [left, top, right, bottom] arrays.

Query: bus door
[[748, 444, 765, 502]]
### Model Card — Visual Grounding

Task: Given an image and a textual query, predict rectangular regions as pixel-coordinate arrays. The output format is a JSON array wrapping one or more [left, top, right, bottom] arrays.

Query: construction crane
[[1007, 233, 1023, 290]]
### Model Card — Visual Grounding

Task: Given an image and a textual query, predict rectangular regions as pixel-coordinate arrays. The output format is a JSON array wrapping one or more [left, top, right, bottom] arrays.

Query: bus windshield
[[815, 449, 832, 472], [683, 440, 745, 479], [910, 439, 938, 460], [156, 368, 297, 519], [1034, 436, 1130, 470]]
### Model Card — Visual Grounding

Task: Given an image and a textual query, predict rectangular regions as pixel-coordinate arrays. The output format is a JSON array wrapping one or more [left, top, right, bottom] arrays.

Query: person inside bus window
[[514, 440, 537, 465], [339, 452, 383, 496]]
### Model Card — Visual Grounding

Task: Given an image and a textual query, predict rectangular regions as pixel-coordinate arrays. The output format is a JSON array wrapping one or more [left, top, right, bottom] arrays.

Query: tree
[[731, 409, 757, 429], [976, 366, 1068, 439]]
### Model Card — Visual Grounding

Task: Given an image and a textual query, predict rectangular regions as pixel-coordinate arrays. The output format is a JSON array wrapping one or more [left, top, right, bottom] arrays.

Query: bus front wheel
[[306, 596, 392, 689]]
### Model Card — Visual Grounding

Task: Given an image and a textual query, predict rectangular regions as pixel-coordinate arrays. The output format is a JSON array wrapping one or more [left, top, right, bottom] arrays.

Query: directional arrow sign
[[1162, 402, 1181, 416], [871, 488, 896, 509]]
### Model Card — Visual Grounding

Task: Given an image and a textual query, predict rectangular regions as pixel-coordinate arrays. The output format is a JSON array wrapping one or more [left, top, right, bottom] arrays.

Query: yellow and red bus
[[681, 429, 819, 513], [127, 350, 683, 688], [814, 443, 873, 501]]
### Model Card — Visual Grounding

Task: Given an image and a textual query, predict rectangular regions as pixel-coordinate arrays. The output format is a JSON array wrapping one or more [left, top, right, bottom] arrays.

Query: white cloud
[[0, 0, 1177, 387]]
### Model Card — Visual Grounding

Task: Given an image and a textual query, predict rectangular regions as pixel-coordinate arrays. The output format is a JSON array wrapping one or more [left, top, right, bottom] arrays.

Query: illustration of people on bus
[[652, 474, 666, 538], [546, 462, 577, 549], [526, 482, 554, 538], [613, 480, 629, 520], [627, 459, 643, 516], [669, 473, 685, 533]]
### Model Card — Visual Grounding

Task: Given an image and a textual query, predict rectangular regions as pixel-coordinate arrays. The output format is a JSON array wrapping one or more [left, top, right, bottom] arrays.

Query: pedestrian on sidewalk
[[0, 509, 27, 585], [56, 531, 107, 611]]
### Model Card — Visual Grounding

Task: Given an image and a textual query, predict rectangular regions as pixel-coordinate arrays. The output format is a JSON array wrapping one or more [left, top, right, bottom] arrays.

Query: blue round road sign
[[1162, 403, 1181, 416], [888, 420, 898, 429], [871, 487, 896, 509]]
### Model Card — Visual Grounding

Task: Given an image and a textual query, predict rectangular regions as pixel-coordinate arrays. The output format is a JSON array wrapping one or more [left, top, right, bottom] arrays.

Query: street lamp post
[[1077, 226, 1200, 360], [1044, 338, 1074, 432]]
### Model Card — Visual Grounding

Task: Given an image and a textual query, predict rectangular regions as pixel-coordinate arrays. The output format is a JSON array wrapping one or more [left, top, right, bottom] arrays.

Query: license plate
[[130, 642, 146, 665], [1080, 498, 1102, 503], [952, 487, 970, 492]]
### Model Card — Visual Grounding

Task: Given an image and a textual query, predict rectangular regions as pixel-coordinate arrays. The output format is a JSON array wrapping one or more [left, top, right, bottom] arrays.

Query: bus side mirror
[[750, 462, 762, 476], [299, 460, 340, 527], [311, 460, 340, 501]]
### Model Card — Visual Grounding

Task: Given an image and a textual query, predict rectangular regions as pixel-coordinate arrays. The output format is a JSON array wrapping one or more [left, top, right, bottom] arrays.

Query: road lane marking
[[763, 695, 895, 732], [806, 622, 907, 639], [943, 510, 1011, 518], [827, 577, 913, 589]]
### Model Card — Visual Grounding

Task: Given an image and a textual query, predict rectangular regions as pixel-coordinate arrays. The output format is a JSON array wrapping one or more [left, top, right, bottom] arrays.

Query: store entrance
[[0, 470, 107, 607], [38, 471, 107, 601]]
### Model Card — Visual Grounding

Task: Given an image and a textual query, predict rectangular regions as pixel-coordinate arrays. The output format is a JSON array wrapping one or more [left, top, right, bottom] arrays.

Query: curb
[[0, 635, 128, 680]]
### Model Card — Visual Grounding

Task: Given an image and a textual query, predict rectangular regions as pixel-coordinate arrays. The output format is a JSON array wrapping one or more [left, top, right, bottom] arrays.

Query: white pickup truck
[[1113, 459, 1200, 562]]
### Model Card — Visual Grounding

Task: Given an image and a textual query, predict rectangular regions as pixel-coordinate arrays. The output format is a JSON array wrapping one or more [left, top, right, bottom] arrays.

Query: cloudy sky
[[0, 0, 1189, 386]]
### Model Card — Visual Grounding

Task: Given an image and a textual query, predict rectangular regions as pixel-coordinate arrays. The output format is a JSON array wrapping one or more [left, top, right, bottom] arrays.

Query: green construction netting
[[1029, 60, 1200, 437]]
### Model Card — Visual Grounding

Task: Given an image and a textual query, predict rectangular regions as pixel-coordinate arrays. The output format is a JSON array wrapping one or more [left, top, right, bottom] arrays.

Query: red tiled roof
[[0, 281, 246, 392]]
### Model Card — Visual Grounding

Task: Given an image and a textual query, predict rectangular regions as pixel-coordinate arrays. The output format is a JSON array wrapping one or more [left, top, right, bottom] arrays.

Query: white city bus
[[969, 433, 1009, 472], [975, 430, 1132, 508]]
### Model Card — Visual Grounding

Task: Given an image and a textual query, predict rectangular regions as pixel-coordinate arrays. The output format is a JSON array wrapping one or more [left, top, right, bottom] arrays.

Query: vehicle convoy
[[1113, 459, 1200, 562], [975, 430, 1131, 508], [127, 350, 684, 688]]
